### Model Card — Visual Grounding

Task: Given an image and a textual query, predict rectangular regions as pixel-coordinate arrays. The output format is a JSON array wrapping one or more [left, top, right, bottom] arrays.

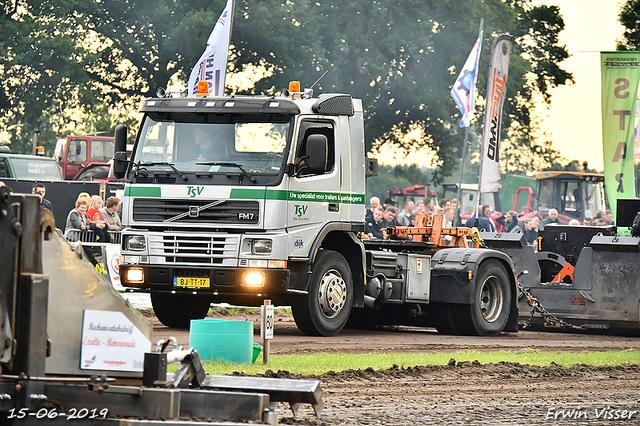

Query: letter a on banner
[[601, 51, 640, 220], [478, 35, 514, 194]]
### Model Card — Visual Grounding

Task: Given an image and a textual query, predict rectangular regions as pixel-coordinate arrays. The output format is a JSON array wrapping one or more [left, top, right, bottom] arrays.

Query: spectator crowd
[[363, 194, 617, 251]]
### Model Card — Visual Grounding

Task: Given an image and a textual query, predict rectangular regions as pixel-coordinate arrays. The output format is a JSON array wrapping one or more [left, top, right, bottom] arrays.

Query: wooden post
[[31, 131, 39, 156], [261, 299, 273, 364]]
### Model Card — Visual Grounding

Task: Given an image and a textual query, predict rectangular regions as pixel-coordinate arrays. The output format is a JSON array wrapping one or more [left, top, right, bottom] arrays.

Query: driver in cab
[[194, 125, 235, 162], [195, 127, 217, 161]]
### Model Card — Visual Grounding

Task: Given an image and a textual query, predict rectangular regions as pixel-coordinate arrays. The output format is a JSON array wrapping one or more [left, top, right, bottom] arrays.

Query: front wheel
[[292, 250, 353, 336], [151, 292, 212, 329], [455, 259, 512, 336]]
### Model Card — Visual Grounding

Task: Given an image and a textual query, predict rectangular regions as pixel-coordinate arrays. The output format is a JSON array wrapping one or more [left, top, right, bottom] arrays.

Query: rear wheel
[[151, 292, 211, 329], [292, 250, 353, 336], [455, 260, 512, 336]]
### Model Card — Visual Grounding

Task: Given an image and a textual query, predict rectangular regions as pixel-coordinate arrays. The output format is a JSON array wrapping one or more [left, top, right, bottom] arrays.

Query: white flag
[[188, 0, 234, 97], [451, 31, 483, 128], [479, 35, 513, 193]]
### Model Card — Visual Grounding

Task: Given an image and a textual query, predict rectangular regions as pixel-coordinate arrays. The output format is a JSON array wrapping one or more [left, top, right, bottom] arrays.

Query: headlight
[[124, 267, 144, 284], [125, 235, 146, 251], [244, 271, 265, 287], [251, 239, 272, 254]]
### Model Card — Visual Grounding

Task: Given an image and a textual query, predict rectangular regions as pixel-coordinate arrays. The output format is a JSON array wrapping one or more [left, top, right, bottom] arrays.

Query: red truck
[[54, 134, 114, 180]]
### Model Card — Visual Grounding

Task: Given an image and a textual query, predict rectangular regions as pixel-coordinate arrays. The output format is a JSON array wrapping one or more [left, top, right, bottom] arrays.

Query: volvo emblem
[[189, 206, 199, 217]]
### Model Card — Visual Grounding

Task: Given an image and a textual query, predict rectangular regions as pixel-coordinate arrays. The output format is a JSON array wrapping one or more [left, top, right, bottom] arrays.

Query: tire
[[291, 250, 353, 336], [455, 260, 512, 336], [431, 303, 462, 335], [151, 292, 211, 329], [75, 166, 109, 181]]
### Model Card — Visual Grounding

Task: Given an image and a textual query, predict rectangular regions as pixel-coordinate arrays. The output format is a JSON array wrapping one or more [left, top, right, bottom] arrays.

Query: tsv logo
[[293, 238, 304, 249], [294, 204, 308, 217]]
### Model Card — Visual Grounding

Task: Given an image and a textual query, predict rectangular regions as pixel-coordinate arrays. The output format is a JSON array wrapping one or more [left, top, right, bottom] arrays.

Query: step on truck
[[113, 83, 519, 336]]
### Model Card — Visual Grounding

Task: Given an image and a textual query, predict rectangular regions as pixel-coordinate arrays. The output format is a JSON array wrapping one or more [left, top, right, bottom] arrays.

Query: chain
[[516, 276, 588, 331]]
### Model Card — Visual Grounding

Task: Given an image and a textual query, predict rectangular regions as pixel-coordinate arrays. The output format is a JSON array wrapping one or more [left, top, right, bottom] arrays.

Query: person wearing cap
[[383, 197, 396, 209]]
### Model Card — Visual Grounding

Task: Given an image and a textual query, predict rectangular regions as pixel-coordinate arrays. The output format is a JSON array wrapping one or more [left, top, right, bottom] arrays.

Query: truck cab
[[114, 91, 367, 335], [529, 171, 605, 224], [54, 134, 114, 180]]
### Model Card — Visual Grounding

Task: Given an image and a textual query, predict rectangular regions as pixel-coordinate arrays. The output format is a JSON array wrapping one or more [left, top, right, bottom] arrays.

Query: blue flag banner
[[188, 0, 234, 97], [451, 31, 483, 128]]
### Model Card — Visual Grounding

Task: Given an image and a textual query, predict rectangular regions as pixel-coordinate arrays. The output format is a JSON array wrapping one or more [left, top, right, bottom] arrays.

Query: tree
[[618, 0, 640, 50], [0, 0, 222, 154], [233, 0, 573, 182]]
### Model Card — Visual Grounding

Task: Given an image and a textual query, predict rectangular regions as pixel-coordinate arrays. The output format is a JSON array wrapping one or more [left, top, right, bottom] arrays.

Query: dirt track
[[149, 311, 640, 425]]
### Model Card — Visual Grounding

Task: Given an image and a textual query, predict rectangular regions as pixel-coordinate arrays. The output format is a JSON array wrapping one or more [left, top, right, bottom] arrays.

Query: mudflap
[[431, 246, 519, 333]]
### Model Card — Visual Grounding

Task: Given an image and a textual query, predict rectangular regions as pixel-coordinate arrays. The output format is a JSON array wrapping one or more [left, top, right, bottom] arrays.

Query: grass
[[179, 348, 640, 376]]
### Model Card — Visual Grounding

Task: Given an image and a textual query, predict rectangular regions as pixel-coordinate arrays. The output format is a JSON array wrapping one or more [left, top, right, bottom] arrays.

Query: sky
[[379, 0, 627, 172]]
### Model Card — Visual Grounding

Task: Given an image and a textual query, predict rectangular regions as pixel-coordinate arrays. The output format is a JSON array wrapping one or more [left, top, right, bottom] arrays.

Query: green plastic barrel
[[189, 319, 253, 364]]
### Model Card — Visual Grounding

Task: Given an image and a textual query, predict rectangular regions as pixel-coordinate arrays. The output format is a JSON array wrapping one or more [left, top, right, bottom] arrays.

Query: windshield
[[9, 157, 62, 180], [132, 113, 291, 175]]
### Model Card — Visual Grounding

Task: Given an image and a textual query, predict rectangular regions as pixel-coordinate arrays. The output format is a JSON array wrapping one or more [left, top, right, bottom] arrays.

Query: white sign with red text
[[80, 310, 151, 372], [105, 244, 124, 291]]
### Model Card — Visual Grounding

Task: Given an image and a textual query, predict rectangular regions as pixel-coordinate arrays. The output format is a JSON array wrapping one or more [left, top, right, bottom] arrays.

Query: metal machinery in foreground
[[114, 84, 519, 337], [0, 187, 323, 425], [480, 213, 640, 332]]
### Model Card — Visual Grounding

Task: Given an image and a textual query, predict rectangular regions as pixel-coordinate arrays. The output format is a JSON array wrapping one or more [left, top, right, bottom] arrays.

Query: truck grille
[[148, 234, 240, 265], [133, 199, 259, 225]]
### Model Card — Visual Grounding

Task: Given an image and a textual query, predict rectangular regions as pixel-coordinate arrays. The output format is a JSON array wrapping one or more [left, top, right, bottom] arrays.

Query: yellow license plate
[[173, 277, 210, 288]]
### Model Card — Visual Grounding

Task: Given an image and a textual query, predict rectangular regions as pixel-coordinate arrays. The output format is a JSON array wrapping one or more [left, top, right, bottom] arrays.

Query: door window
[[67, 139, 87, 163], [295, 121, 335, 177]]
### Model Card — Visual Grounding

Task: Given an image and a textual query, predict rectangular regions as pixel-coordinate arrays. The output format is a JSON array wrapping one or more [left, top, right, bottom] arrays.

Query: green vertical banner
[[601, 52, 640, 221]]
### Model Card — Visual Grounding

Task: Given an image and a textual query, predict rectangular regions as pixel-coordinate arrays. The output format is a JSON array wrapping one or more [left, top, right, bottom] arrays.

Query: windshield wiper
[[135, 161, 188, 181], [196, 162, 257, 183]]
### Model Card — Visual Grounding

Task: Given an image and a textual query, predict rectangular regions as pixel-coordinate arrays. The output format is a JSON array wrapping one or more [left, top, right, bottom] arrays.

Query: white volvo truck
[[113, 85, 518, 336]]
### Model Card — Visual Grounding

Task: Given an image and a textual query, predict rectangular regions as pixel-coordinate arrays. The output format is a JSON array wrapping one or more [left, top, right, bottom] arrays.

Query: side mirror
[[306, 134, 327, 174], [113, 124, 128, 179], [366, 157, 378, 177]]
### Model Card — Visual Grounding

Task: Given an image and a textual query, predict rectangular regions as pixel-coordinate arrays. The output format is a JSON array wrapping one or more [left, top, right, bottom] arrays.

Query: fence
[[63, 229, 122, 245]]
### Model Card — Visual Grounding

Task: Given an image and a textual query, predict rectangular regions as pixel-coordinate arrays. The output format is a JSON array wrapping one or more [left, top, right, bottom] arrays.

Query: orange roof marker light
[[289, 81, 301, 93], [197, 81, 210, 97], [287, 81, 302, 98]]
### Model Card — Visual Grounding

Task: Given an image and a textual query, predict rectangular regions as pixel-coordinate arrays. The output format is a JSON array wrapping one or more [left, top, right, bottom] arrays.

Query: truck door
[[288, 120, 340, 231], [65, 138, 87, 179]]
